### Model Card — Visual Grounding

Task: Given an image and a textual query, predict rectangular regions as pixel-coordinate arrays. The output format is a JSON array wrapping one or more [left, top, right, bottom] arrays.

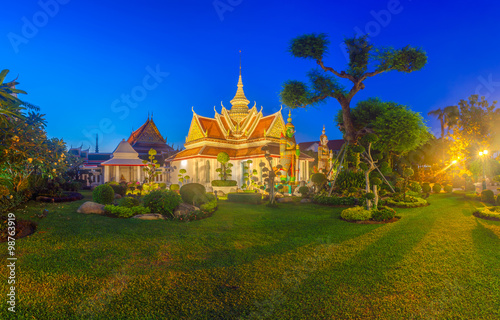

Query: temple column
[[136, 166, 141, 182]]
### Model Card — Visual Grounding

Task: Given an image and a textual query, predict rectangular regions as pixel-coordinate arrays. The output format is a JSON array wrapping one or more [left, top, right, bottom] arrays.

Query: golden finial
[[287, 110, 292, 123], [322, 125, 325, 134]]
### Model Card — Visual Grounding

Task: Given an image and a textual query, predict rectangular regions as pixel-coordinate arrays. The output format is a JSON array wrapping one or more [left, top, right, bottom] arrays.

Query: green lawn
[[1, 191, 499, 319]]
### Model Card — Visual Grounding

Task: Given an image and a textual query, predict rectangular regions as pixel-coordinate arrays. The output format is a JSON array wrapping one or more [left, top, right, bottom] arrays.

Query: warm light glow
[[484, 150, 488, 155], [452, 160, 457, 164], [479, 151, 483, 156], [181, 160, 187, 166]]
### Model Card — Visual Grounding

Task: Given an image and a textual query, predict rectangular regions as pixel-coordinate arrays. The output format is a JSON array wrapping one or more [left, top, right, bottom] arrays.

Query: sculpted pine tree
[[280, 34, 427, 144]]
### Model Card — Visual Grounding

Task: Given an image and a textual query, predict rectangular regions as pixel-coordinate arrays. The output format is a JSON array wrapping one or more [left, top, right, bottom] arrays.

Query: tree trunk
[[373, 185, 378, 209], [365, 170, 371, 210], [340, 100, 356, 144]]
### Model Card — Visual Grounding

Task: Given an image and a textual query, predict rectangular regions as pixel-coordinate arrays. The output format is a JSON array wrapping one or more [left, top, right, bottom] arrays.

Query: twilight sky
[[3, 0, 500, 152]]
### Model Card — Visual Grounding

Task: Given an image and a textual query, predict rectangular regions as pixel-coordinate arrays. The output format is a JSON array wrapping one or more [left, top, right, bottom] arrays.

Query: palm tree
[[0, 69, 27, 125], [443, 105, 459, 137], [428, 108, 446, 138]]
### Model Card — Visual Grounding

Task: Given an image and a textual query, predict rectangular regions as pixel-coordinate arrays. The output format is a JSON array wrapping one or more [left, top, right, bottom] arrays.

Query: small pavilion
[[101, 139, 146, 183]]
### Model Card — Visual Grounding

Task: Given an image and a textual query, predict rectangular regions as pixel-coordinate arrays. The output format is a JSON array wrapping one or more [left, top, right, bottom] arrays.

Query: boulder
[[277, 197, 293, 203], [215, 190, 225, 197], [132, 213, 165, 220], [300, 198, 312, 203], [114, 194, 122, 199], [77, 201, 106, 214], [174, 203, 200, 219]]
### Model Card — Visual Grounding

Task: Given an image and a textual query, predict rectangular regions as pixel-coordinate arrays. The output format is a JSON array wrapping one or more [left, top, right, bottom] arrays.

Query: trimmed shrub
[[372, 206, 396, 221], [443, 184, 453, 193], [497, 194, 500, 206], [312, 195, 357, 206], [104, 205, 150, 218], [422, 183, 431, 193], [143, 190, 182, 217], [158, 183, 167, 189], [119, 196, 140, 208], [170, 184, 180, 191], [107, 183, 127, 196], [92, 184, 115, 205], [211, 180, 238, 186], [227, 193, 262, 204], [473, 206, 500, 220], [465, 193, 480, 201], [298, 186, 309, 197], [432, 183, 442, 193], [335, 170, 365, 190], [385, 196, 428, 208], [341, 206, 372, 221], [311, 173, 327, 185], [481, 189, 495, 203], [409, 181, 422, 193], [180, 183, 206, 204]]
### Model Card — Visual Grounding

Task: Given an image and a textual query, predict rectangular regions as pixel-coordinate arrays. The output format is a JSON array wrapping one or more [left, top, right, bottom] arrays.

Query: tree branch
[[317, 59, 355, 82]]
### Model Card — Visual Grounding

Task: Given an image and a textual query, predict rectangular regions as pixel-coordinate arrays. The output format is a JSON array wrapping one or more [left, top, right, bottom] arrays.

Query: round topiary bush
[[443, 184, 453, 193], [372, 206, 396, 221], [311, 173, 327, 186], [298, 186, 309, 197], [432, 183, 442, 193], [92, 184, 115, 205], [481, 189, 495, 203], [170, 184, 180, 191], [143, 190, 182, 217], [180, 183, 206, 204], [341, 206, 372, 221], [409, 181, 422, 193], [119, 196, 140, 208], [422, 182, 431, 193]]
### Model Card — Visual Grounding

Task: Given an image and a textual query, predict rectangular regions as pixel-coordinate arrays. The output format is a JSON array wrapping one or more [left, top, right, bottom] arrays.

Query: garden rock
[[114, 194, 122, 199], [76, 201, 106, 214], [132, 213, 165, 220], [174, 203, 200, 219], [277, 197, 293, 203], [300, 198, 311, 203]]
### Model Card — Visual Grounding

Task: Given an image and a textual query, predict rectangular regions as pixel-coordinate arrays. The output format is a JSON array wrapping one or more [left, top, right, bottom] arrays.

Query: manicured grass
[[1, 191, 499, 319]]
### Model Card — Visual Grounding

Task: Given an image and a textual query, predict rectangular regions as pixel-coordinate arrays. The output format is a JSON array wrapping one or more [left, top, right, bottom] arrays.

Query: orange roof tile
[[198, 117, 225, 139], [249, 115, 276, 139]]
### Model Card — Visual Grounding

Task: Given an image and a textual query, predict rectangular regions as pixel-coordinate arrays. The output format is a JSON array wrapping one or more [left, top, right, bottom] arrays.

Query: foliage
[[473, 206, 500, 220], [422, 182, 431, 193], [227, 193, 262, 204], [298, 186, 309, 197], [170, 184, 180, 191], [92, 184, 115, 205], [280, 34, 427, 144], [216, 152, 233, 181], [104, 205, 150, 218], [372, 206, 396, 221], [334, 170, 365, 190], [107, 182, 127, 196], [312, 194, 357, 206], [341, 206, 372, 221], [142, 148, 160, 187], [497, 194, 500, 206], [409, 181, 422, 193], [385, 196, 428, 208], [432, 183, 442, 193], [480, 190, 495, 203], [179, 183, 206, 205], [119, 196, 140, 208], [443, 184, 453, 193], [178, 169, 189, 185], [211, 180, 237, 186], [142, 190, 182, 218]]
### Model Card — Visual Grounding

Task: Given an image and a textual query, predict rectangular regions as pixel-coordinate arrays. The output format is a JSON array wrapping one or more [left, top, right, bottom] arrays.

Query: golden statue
[[318, 125, 332, 175]]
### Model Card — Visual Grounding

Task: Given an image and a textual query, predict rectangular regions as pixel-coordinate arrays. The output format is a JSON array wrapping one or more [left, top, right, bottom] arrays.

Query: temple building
[[166, 69, 314, 187], [70, 116, 177, 185]]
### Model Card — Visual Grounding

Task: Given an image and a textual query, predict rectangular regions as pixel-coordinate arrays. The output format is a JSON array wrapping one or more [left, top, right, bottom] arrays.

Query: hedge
[[312, 194, 357, 206], [227, 193, 262, 204], [473, 206, 500, 221], [385, 196, 428, 208], [211, 180, 238, 186]]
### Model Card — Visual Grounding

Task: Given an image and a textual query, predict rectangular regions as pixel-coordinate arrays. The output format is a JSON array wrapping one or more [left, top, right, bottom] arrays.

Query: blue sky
[[3, 0, 500, 152]]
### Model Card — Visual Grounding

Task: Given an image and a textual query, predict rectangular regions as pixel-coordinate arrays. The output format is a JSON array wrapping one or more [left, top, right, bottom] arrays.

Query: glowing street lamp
[[479, 150, 488, 190]]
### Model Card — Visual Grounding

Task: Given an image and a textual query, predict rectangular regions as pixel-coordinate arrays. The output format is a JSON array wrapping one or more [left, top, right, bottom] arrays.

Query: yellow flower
[[52, 169, 56, 172], [28, 158, 33, 163]]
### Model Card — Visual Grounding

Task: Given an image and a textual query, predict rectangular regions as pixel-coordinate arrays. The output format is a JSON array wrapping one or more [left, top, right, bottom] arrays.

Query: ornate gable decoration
[[267, 113, 286, 138], [186, 115, 205, 143]]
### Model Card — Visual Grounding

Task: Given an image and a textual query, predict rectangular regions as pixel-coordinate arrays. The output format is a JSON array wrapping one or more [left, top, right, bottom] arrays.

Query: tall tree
[[280, 34, 427, 144]]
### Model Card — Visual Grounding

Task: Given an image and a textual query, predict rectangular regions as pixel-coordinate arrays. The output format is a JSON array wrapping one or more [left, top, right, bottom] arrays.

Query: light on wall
[[181, 160, 187, 166]]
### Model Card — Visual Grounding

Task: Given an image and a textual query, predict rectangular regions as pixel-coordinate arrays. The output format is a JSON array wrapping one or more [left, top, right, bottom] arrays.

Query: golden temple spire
[[229, 50, 250, 123]]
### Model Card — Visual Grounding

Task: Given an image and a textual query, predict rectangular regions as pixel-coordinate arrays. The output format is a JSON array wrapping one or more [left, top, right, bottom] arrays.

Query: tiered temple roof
[[127, 117, 175, 156]]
